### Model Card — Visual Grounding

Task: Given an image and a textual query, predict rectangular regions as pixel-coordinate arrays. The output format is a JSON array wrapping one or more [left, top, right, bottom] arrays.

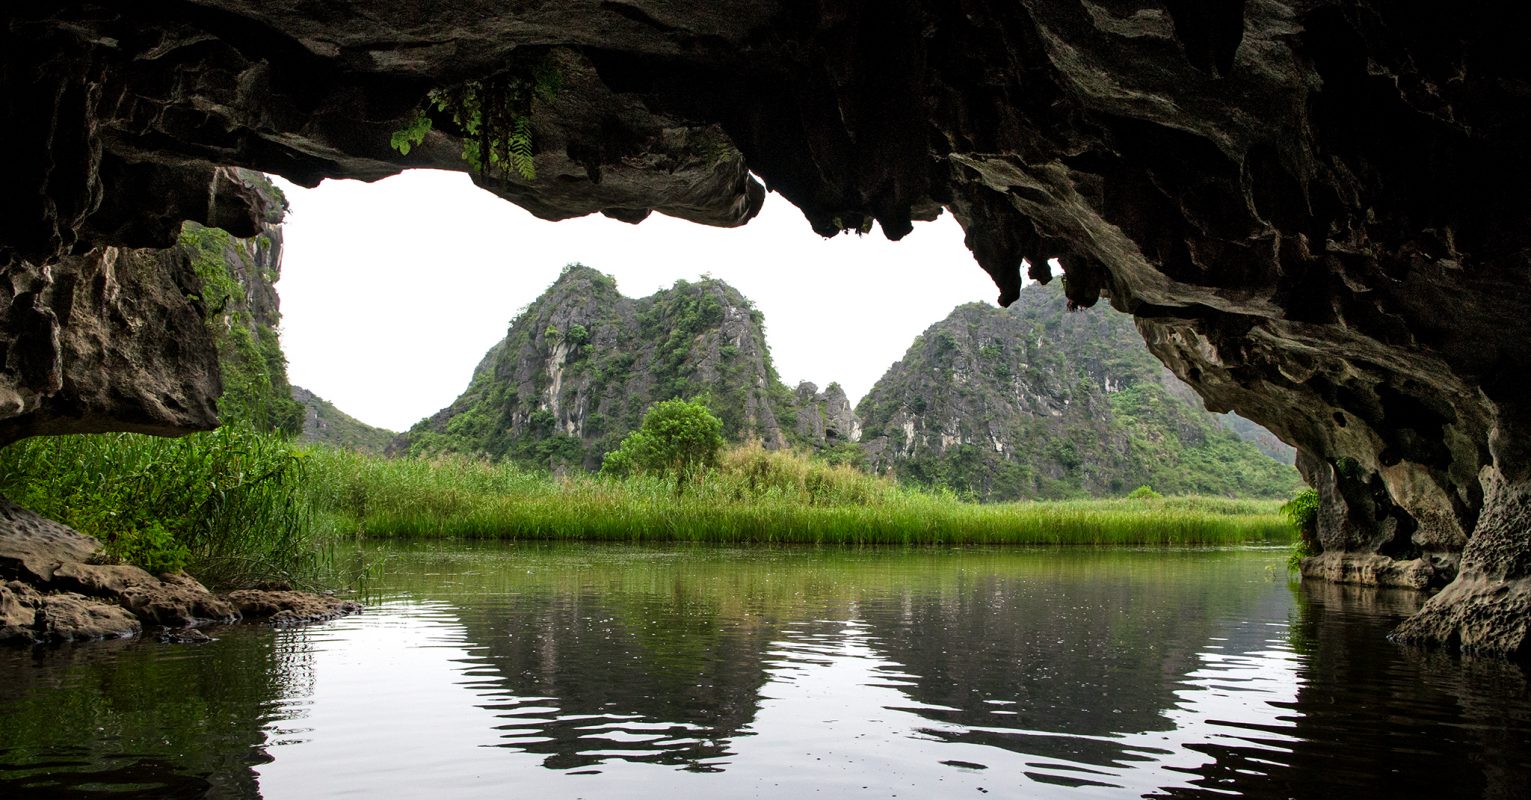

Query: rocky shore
[[0, 498, 358, 644]]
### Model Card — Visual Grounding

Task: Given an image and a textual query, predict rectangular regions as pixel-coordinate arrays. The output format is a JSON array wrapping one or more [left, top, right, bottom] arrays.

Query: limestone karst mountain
[[858, 283, 1301, 500], [401, 265, 842, 468], [404, 268, 1295, 499], [291, 386, 397, 455]]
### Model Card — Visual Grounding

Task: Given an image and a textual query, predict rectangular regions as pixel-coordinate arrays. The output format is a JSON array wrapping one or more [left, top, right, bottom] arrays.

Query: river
[[1, 544, 1526, 798]]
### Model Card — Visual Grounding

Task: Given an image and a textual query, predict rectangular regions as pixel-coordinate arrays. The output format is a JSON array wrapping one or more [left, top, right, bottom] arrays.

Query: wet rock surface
[[0, 498, 357, 645], [225, 589, 363, 628], [4, 2, 1531, 655]]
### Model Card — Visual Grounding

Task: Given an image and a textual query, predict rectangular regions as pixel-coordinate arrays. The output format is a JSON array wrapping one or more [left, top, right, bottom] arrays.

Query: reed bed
[[302, 443, 1292, 547]]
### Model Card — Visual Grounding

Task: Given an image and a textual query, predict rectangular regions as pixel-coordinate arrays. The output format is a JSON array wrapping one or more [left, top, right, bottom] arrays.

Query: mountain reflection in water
[[1, 545, 1527, 798]]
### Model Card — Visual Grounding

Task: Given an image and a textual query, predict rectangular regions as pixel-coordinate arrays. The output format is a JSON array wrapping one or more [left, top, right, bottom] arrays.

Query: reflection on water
[[1, 545, 1527, 798]]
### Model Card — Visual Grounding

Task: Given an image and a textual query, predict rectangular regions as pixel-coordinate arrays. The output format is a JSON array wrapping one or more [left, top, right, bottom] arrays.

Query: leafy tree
[[601, 399, 724, 491]]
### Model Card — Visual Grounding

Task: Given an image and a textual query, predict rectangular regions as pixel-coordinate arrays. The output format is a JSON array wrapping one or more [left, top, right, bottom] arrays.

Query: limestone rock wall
[[0, 243, 221, 443]]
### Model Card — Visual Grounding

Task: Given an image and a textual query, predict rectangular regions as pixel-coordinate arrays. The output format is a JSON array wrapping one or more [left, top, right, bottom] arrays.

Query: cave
[[3, 1, 1530, 658]]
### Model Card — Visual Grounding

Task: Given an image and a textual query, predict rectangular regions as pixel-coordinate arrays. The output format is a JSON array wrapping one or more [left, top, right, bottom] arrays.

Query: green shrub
[[601, 398, 724, 490], [1127, 485, 1162, 500], [1281, 488, 1321, 571]]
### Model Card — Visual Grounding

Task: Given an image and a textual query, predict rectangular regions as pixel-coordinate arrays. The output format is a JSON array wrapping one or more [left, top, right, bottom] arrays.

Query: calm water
[[1, 545, 1527, 799]]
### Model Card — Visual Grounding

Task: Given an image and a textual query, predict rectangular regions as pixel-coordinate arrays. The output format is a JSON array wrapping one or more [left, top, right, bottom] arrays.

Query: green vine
[[391, 60, 561, 182]]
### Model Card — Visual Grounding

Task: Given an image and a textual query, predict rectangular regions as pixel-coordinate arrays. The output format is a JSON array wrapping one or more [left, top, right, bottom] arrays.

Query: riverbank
[[0, 429, 1294, 599], [0, 498, 359, 644]]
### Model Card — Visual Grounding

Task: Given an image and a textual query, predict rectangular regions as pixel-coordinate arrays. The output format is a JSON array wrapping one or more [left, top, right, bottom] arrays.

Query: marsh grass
[[303, 443, 1291, 546], [0, 424, 324, 588], [0, 430, 1291, 590]]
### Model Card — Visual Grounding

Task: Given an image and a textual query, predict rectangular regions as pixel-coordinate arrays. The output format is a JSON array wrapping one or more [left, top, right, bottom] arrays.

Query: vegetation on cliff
[[405, 268, 1297, 506], [292, 385, 397, 455], [403, 265, 813, 468], [858, 283, 1302, 501], [177, 175, 303, 435]]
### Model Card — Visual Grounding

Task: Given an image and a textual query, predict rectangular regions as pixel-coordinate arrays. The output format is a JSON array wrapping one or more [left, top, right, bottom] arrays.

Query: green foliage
[[0, 423, 323, 587], [178, 223, 304, 436], [1127, 484, 1162, 500], [394, 60, 562, 181], [601, 399, 725, 490], [389, 111, 432, 155], [298, 442, 1293, 545], [104, 521, 189, 576], [1281, 487, 1321, 571]]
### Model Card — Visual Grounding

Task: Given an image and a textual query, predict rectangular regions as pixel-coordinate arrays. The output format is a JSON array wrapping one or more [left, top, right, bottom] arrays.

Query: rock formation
[[403, 265, 830, 468], [0, 498, 358, 643], [4, 3, 1530, 656], [859, 282, 1300, 501], [793, 382, 861, 448]]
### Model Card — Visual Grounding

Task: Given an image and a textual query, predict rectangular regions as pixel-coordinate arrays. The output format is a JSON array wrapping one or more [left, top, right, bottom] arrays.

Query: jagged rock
[[0, 242, 221, 444], [52, 564, 238, 627], [6, 2, 1531, 655], [793, 382, 861, 447], [225, 589, 363, 627]]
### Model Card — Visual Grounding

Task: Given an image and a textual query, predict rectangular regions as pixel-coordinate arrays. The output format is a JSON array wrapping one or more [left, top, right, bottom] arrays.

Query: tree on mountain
[[600, 398, 724, 492]]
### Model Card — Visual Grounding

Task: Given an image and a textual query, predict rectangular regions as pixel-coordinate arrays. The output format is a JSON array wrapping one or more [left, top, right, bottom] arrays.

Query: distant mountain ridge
[[855, 282, 1301, 500], [292, 385, 397, 454], [396, 266, 1297, 499]]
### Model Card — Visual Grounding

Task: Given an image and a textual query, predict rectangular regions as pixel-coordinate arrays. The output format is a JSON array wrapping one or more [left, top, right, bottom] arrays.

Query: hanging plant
[[391, 60, 561, 182]]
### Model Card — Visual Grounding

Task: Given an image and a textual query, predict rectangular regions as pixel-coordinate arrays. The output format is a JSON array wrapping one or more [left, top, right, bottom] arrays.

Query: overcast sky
[[272, 170, 1002, 432]]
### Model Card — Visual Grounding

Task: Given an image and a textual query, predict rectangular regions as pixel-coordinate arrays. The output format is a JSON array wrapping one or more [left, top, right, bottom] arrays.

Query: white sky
[[272, 170, 1001, 432]]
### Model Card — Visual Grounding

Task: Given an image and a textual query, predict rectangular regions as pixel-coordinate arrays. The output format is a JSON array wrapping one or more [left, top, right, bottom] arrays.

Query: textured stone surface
[[793, 382, 861, 447], [225, 589, 363, 627], [52, 563, 238, 627], [4, 2, 1531, 654], [0, 242, 221, 445], [1, 496, 354, 643], [0, 498, 101, 582], [1300, 553, 1436, 592], [35, 592, 142, 642]]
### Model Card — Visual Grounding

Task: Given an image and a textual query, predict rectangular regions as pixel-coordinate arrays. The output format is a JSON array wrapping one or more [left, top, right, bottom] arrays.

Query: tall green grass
[[0, 423, 325, 588], [302, 442, 1292, 547], [0, 430, 1291, 590]]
